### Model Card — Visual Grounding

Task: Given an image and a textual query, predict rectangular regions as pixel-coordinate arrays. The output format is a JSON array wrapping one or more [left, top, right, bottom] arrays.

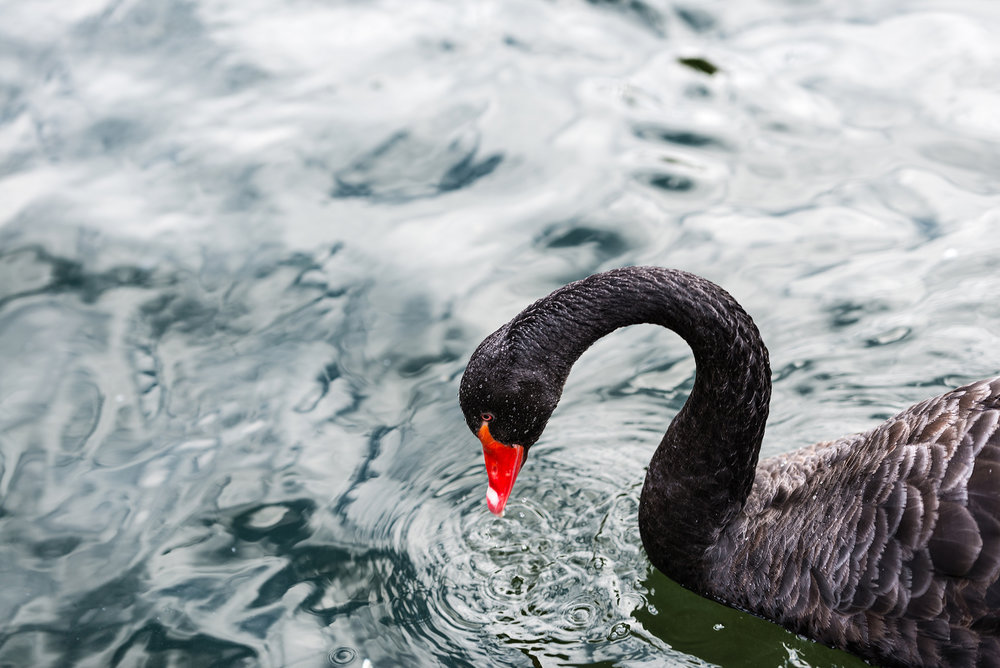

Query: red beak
[[478, 423, 525, 516]]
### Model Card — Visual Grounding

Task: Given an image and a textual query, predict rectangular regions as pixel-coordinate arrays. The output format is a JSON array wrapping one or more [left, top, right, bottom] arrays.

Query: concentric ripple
[[400, 444, 678, 666]]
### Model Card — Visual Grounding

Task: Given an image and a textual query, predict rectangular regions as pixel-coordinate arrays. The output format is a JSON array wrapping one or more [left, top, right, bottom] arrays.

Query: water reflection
[[2, 0, 1000, 666], [333, 122, 505, 202]]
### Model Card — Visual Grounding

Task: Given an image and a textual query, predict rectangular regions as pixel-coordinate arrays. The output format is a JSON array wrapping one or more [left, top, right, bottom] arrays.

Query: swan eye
[[481, 412, 494, 423]]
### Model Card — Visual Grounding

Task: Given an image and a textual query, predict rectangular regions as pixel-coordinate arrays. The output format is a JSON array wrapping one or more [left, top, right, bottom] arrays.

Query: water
[[2, 0, 1000, 666]]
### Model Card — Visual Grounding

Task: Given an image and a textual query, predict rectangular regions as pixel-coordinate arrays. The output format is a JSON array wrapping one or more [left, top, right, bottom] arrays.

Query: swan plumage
[[459, 266, 1000, 667]]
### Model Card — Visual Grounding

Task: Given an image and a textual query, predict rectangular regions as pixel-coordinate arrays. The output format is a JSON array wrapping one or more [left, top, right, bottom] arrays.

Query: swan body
[[458, 266, 1000, 668]]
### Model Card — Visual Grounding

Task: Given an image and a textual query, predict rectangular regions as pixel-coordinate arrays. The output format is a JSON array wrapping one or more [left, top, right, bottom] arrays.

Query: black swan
[[458, 266, 1000, 668]]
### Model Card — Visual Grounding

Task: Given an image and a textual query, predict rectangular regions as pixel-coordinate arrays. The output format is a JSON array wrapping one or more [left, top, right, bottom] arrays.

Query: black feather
[[459, 266, 1000, 668]]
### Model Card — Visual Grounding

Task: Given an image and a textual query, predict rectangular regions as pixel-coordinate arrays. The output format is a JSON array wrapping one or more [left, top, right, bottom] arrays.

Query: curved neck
[[508, 267, 771, 587]]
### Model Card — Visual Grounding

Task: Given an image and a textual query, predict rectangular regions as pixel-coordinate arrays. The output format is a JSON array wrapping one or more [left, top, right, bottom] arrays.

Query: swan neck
[[511, 267, 771, 586]]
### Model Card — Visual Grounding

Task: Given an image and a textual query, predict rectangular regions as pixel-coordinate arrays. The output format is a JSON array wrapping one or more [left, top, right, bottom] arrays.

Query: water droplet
[[329, 647, 357, 665]]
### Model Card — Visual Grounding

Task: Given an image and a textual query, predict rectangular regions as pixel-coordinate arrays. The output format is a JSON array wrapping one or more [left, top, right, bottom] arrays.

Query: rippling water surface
[[2, 0, 1000, 666]]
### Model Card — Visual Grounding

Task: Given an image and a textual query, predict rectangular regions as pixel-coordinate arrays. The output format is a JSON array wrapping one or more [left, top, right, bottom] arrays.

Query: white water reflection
[[1, 0, 1000, 666]]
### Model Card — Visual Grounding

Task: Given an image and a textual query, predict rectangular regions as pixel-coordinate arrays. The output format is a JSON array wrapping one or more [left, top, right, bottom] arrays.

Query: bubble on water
[[608, 621, 631, 641]]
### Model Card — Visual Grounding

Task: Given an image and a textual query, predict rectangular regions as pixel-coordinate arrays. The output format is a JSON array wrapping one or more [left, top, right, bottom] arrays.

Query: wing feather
[[709, 378, 1000, 667]]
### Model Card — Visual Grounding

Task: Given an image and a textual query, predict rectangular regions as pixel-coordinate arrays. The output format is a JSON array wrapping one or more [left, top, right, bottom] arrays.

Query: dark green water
[[2, 0, 1000, 666]]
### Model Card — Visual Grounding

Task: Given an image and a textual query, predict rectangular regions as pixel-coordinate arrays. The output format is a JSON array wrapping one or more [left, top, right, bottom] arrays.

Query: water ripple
[[403, 454, 663, 665], [2, 0, 1000, 666]]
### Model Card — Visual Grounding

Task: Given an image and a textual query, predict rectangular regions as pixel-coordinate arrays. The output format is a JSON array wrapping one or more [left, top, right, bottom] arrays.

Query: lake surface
[[2, 0, 1000, 666]]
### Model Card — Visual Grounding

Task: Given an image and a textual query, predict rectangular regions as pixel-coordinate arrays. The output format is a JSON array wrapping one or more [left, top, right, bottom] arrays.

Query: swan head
[[459, 329, 562, 515]]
